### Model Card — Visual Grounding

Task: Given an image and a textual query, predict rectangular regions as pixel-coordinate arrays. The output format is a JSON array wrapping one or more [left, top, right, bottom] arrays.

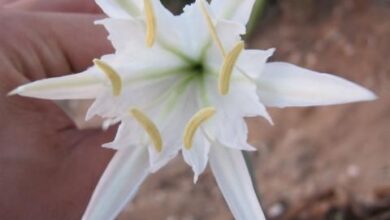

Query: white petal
[[97, 2, 183, 53], [9, 71, 102, 100], [182, 131, 210, 183], [216, 20, 246, 52], [257, 62, 377, 108], [82, 145, 149, 220], [204, 15, 246, 67], [178, 2, 213, 59], [210, 0, 256, 26], [209, 143, 266, 220], [205, 74, 272, 121], [211, 116, 256, 151], [148, 0, 183, 48], [148, 82, 201, 173], [97, 18, 188, 69], [237, 48, 275, 78], [86, 73, 181, 120], [201, 73, 272, 151], [95, 0, 142, 18], [147, 142, 178, 173], [102, 119, 144, 150], [96, 18, 146, 53]]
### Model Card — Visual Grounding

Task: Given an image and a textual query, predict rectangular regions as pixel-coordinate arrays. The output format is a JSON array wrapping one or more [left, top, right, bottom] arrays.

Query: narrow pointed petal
[[209, 143, 266, 220], [82, 145, 150, 220], [257, 62, 377, 108], [9, 72, 102, 100], [210, 0, 256, 26]]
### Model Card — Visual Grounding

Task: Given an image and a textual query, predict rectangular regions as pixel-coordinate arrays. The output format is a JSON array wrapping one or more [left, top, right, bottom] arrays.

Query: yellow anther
[[198, 0, 225, 56], [144, 0, 156, 47], [130, 108, 163, 152], [183, 107, 216, 150], [219, 41, 245, 95], [93, 59, 122, 96]]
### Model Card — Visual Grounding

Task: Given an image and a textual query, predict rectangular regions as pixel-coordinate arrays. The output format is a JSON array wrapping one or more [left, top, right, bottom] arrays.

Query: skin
[[0, 0, 117, 219]]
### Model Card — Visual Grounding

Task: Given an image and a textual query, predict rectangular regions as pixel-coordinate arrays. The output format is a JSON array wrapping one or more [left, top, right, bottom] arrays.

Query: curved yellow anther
[[130, 108, 162, 152], [144, 0, 156, 47], [198, 0, 225, 56], [219, 41, 245, 95], [183, 107, 216, 150], [93, 59, 122, 96]]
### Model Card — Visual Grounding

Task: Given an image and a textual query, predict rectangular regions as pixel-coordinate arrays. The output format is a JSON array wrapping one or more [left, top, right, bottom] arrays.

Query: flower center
[[190, 62, 205, 75]]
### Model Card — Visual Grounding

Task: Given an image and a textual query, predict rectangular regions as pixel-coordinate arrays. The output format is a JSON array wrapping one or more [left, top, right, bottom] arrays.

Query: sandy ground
[[114, 0, 390, 219]]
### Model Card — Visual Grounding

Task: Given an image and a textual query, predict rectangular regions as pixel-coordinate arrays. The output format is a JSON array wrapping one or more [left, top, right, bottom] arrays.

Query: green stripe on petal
[[9, 72, 102, 100]]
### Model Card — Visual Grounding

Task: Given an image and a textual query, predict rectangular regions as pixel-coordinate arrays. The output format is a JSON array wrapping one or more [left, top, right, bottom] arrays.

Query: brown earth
[[116, 1, 390, 219]]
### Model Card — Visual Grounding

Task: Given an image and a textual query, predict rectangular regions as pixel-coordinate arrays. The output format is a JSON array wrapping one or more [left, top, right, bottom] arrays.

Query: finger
[[0, 0, 13, 5], [42, 12, 113, 74], [0, 0, 16, 6], [1, 10, 113, 81], [4, 0, 102, 13]]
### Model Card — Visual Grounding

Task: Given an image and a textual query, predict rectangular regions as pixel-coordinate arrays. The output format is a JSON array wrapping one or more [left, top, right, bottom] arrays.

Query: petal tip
[[193, 174, 199, 184], [364, 90, 378, 101], [267, 48, 276, 55], [246, 145, 257, 152], [102, 143, 113, 149], [85, 106, 98, 121], [350, 86, 378, 104], [262, 110, 274, 125], [7, 87, 21, 96], [94, 18, 107, 25]]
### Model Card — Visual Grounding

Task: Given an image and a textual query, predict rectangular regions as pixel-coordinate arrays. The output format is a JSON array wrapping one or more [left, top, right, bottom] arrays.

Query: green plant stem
[[246, 0, 267, 38], [243, 151, 262, 202]]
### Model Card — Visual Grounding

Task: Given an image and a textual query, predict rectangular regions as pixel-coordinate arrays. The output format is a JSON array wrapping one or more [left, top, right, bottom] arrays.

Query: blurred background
[[114, 0, 389, 220]]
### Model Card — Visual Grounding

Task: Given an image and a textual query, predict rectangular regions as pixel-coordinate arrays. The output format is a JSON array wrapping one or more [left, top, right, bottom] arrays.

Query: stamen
[[93, 59, 122, 96], [183, 107, 216, 150], [130, 108, 163, 152], [144, 0, 156, 47], [198, 0, 225, 56], [219, 41, 245, 95]]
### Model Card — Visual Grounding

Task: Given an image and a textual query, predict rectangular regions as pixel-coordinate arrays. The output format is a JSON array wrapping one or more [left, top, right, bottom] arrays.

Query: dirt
[[116, 0, 390, 219]]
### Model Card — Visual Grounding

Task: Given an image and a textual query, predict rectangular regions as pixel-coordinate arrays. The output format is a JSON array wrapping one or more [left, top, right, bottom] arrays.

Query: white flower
[[9, 0, 376, 220]]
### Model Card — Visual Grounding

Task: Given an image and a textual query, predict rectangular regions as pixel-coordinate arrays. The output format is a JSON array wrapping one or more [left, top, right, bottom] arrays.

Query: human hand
[[0, 1, 117, 219]]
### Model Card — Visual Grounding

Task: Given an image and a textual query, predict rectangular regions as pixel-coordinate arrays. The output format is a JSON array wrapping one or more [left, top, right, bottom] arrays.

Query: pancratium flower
[[9, 0, 376, 219]]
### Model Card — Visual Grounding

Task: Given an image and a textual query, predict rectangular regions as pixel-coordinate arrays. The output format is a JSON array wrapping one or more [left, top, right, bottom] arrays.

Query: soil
[[116, 0, 390, 219]]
